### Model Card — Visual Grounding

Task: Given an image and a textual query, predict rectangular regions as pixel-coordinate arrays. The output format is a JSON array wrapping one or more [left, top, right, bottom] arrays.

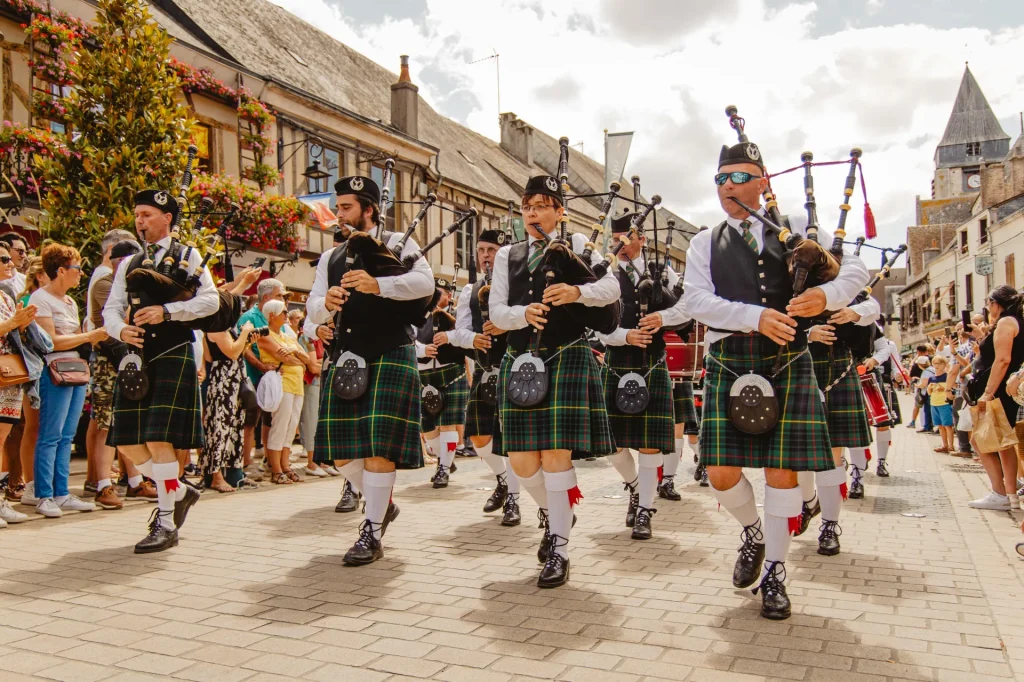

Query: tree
[[36, 0, 195, 271]]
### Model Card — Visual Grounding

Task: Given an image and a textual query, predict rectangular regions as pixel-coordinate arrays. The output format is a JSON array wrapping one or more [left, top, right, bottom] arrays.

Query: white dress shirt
[[597, 256, 690, 347], [305, 231, 434, 327], [870, 336, 900, 367], [682, 212, 869, 345], [449, 282, 478, 350], [850, 296, 880, 327], [490, 231, 620, 332], [102, 235, 219, 342]]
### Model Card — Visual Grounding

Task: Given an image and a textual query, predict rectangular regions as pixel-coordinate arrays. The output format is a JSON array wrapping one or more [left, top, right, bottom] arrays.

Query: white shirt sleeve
[[597, 327, 630, 347], [489, 245, 528, 331], [851, 296, 880, 326], [378, 233, 435, 301], [682, 228, 764, 334], [302, 315, 320, 342], [306, 247, 333, 326], [573, 233, 620, 306], [163, 249, 219, 321], [101, 258, 130, 342], [449, 284, 476, 349], [658, 265, 690, 328], [870, 337, 891, 365]]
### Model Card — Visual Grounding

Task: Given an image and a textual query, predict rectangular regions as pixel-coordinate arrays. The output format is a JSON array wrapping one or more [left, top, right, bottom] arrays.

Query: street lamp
[[302, 160, 330, 194], [277, 133, 328, 191]]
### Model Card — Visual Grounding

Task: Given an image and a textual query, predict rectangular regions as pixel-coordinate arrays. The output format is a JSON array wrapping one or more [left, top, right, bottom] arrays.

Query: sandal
[[211, 481, 235, 493], [286, 470, 301, 483], [934, 446, 950, 453], [237, 478, 259, 490], [272, 473, 292, 485]]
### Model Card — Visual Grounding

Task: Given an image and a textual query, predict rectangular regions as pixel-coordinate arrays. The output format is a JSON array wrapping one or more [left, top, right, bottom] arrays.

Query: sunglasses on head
[[714, 171, 763, 186]]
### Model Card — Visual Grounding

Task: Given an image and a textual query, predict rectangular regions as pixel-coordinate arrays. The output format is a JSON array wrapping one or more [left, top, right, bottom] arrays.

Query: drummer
[[863, 323, 904, 473]]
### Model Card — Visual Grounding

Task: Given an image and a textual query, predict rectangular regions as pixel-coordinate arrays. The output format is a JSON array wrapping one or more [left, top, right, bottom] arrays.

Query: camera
[[250, 327, 270, 338]]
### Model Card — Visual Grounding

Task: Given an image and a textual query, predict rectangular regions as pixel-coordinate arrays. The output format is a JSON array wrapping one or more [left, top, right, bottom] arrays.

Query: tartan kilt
[[314, 345, 423, 469], [108, 342, 204, 449], [420, 362, 468, 431], [466, 366, 503, 454], [602, 347, 674, 452], [810, 344, 873, 448], [673, 380, 701, 435], [701, 334, 832, 471], [498, 338, 615, 457]]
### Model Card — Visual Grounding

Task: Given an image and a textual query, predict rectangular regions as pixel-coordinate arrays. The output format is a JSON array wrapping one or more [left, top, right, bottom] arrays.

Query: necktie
[[740, 221, 758, 253], [624, 262, 638, 285], [528, 240, 544, 273], [146, 243, 160, 262]]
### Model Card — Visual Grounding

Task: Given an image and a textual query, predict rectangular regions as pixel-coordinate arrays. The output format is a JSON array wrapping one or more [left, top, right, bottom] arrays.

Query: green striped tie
[[624, 262, 638, 285], [528, 241, 544, 273], [740, 221, 758, 253]]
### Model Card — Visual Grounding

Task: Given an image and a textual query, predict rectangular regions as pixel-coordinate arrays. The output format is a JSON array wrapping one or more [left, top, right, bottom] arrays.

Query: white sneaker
[[36, 498, 62, 518], [0, 516, 5, 527], [968, 491, 1012, 511], [322, 465, 340, 476], [304, 466, 328, 478], [57, 494, 99, 512], [21, 481, 38, 506], [0, 499, 28, 524]]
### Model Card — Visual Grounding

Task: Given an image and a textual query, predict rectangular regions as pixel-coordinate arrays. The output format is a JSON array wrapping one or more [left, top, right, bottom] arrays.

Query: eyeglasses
[[714, 171, 763, 186], [66, 265, 82, 271], [0, 256, 10, 264], [522, 203, 553, 213]]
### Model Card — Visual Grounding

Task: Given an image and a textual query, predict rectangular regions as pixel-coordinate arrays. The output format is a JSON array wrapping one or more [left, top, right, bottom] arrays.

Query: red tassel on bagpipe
[[864, 204, 877, 240], [164, 478, 180, 494], [788, 515, 802, 536], [840, 482, 849, 500], [657, 466, 664, 483], [568, 486, 584, 508]]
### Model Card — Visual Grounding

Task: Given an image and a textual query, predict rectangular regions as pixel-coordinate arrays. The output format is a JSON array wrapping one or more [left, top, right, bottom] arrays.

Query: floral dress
[[199, 331, 245, 475], [0, 292, 24, 423]]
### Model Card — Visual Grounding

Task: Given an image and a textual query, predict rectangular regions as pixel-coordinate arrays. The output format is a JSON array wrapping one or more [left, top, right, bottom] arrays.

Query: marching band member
[[103, 190, 216, 553], [307, 176, 434, 567], [673, 368, 705, 491], [683, 141, 868, 619], [862, 326, 904, 484], [448, 229, 522, 525], [597, 213, 689, 540], [491, 175, 619, 588]]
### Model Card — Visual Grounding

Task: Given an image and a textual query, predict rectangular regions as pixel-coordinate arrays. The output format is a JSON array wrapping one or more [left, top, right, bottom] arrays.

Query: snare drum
[[859, 370, 892, 427], [665, 325, 704, 381]]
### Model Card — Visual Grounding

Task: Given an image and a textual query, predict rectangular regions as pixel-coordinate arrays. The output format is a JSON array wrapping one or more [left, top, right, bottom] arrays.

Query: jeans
[[33, 369, 88, 499], [919, 391, 934, 430]]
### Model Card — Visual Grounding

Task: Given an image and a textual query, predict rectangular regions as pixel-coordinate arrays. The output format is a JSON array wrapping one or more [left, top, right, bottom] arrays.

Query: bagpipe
[[839, 242, 908, 359], [430, 262, 469, 366]]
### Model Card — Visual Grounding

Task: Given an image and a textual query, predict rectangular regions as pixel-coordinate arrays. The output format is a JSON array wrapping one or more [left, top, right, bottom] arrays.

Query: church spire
[[937, 64, 1010, 147]]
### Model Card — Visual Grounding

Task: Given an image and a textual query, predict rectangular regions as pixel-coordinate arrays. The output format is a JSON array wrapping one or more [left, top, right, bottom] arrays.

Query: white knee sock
[[440, 432, 459, 469], [478, 441, 505, 476], [518, 469, 547, 512], [690, 438, 701, 462], [137, 459, 153, 479], [675, 436, 685, 460], [797, 470, 817, 504], [849, 447, 869, 471], [662, 447, 681, 478], [426, 435, 441, 460], [762, 485, 802, 583], [876, 430, 890, 461], [127, 474, 144, 488], [506, 467, 521, 497], [816, 465, 847, 522], [609, 448, 638, 489], [362, 470, 396, 542], [637, 453, 663, 510], [710, 474, 761, 529], [544, 468, 581, 559], [339, 460, 365, 494], [151, 462, 180, 530]]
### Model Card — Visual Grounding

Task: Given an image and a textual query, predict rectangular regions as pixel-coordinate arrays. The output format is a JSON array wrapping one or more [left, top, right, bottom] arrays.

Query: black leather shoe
[[754, 561, 791, 620], [432, 465, 449, 489], [501, 494, 522, 527], [134, 510, 179, 554], [631, 506, 656, 540], [817, 520, 841, 556], [483, 476, 508, 513], [658, 476, 682, 501], [848, 471, 865, 499], [381, 502, 400, 537], [699, 467, 709, 487], [343, 521, 383, 566], [693, 461, 703, 481], [449, 461, 458, 474], [876, 460, 889, 477], [796, 497, 821, 537], [173, 483, 200, 530], [335, 481, 361, 513], [538, 554, 570, 588], [624, 480, 639, 527], [733, 523, 765, 589], [537, 513, 575, 562]]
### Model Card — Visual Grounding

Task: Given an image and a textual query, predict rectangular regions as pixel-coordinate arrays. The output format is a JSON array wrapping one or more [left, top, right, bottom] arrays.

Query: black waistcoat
[[125, 244, 194, 359], [469, 277, 508, 365], [506, 241, 587, 352], [709, 221, 792, 316], [326, 231, 415, 360], [616, 265, 666, 357]]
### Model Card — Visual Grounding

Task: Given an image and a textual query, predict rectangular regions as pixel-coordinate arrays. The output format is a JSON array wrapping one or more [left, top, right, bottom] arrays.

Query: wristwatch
[[162, 305, 171, 322]]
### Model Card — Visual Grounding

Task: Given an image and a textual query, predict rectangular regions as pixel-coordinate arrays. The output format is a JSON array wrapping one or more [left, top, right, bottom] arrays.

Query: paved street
[[4, 396, 1024, 682]]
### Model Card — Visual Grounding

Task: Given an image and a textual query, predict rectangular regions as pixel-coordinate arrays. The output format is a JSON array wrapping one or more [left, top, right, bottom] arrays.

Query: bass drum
[[665, 323, 705, 381]]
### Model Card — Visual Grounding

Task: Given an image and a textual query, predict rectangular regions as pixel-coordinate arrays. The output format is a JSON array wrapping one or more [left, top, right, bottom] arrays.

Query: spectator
[[0, 232, 29, 294], [969, 285, 1024, 512], [907, 345, 930, 426], [949, 324, 979, 456], [30, 244, 108, 518], [911, 354, 935, 433], [12, 256, 50, 506], [297, 316, 332, 477], [256, 300, 311, 484], [85, 229, 134, 331], [927, 355, 954, 453]]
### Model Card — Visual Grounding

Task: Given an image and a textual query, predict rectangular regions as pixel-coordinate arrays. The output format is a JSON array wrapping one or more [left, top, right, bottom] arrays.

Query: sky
[[267, 0, 1024, 251]]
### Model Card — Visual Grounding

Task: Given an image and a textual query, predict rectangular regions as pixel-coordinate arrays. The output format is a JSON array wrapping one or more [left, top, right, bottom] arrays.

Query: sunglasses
[[0, 256, 10, 264], [65, 265, 82, 271], [714, 171, 763, 186]]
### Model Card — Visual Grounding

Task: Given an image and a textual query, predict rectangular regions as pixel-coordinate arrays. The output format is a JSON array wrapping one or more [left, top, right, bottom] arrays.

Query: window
[[979, 218, 989, 245], [965, 273, 973, 308], [371, 164, 397, 230], [510, 216, 525, 242], [46, 83, 71, 134], [308, 146, 341, 204], [455, 213, 475, 270], [960, 230, 968, 253], [966, 142, 981, 156], [1007, 254, 1016, 289]]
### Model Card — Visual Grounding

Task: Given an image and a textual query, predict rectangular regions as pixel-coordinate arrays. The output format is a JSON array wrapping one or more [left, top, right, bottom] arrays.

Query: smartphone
[[253, 257, 267, 269], [961, 309, 972, 331], [945, 326, 953, 338]]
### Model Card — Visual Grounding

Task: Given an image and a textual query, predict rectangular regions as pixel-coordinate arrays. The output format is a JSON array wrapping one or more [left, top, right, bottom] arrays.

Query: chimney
[[922, 245, 940, 270], [500, 112, 534, 167], [390, 55, 419, 138]]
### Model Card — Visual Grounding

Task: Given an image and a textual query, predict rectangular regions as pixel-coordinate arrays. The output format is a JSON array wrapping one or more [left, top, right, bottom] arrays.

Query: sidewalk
[[2, 395, 1024, 681]]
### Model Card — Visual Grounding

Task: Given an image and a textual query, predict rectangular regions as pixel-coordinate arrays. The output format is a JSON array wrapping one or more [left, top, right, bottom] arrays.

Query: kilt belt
[[420, 362, 468, 431], [810, 343, 873, 449], [602, 347, 674, 453]]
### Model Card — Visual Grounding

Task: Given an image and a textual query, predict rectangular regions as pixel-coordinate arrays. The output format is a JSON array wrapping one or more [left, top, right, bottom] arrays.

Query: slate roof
[[937, 66, 1010, 147]]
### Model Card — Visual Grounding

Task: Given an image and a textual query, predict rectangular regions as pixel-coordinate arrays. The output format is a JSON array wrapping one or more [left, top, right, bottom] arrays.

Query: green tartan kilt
[[673, 380, 701, 435], [314, 345, 423, 469], [810, 343, 873, 448], [602, 347, 674, 452], [466, 366, 503, 455], [108, 342, 204, 449], [701, 334, 833, 471], [498, 338, 615, 457], [420, 362, 468, 431]]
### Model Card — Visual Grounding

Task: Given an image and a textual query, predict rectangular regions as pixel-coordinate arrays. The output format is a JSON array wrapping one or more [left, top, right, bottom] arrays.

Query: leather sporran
[[331, 351, 369, 401], [507, 352, 548, 407], [615, 372, 650, 414], [478, 368, 498, 406], [422, 384, 444, 416], [728, 373, 779, 435], [117, 353, 150, 400]]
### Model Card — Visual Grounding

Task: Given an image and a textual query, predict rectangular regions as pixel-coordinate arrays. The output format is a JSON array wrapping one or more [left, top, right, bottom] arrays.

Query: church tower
[[932, 65, 1010, 199]]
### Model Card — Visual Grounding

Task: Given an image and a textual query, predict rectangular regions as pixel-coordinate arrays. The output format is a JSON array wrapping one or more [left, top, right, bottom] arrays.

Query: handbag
[[48, 356, 90, 386], [0, 353, 29, 387], [256, 370, 283, 412], [970, 399, 1019, 453], [331, 351, 369, 401]]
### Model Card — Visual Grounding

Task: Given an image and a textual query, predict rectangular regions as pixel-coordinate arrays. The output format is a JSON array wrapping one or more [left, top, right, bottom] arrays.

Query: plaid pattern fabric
[[108, 342, 204, 448], [602, 347, 674, 452], [420, 362, 468, 431], [314, 345, 423, 469], [673, 380, 701, 435], [701, 335, 833, 471], [466, 367, 504, 455], [88, 354, 117, 431], [810, 344, 873, 448], [498, 338, 615, 456]]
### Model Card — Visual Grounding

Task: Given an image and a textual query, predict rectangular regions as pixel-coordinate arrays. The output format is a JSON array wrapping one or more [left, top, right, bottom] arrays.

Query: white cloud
[[866, 0, 884, 16], [269, 0, 1024, 250]]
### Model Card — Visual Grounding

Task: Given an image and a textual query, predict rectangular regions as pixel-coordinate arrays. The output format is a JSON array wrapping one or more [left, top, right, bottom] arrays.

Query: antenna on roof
[[470, 50, 501, 131]]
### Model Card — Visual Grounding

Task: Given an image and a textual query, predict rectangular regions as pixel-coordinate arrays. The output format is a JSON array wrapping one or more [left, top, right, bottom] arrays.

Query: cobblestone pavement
[[4, 396, 1024, 682]]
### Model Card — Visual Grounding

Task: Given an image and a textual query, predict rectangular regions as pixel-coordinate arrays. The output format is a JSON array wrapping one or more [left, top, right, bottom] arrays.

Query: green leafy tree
[[36, 0, 195, 274]]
